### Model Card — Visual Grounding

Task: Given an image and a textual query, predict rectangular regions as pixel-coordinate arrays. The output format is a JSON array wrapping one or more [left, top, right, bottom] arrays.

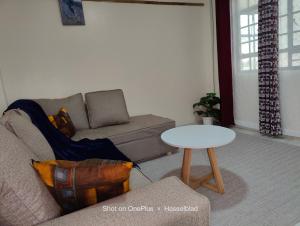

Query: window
[[233, 0, 300, 72], [239, 8, 258, 71], [292, 0, 300, 66]]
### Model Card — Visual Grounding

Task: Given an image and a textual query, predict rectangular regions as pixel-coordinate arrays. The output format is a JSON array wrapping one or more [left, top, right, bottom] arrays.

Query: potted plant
[[193, 93, 221, 125]]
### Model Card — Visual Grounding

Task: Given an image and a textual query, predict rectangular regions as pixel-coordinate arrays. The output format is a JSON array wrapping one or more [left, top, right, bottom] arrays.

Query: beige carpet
[[140, 132, 300, 226]]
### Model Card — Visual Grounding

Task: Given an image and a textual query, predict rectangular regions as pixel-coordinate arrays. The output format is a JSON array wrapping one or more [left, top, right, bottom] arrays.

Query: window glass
[[241, 58, 251, 70], [250, 41, 255, 53], [241, 27, 249, 35], [249, 26, 256, 40], [293, 13, 300, 31], [280, 0, 288, 15], [293, 32, 300, 46], [254, 14, 258, 23], [251, 57, 258, 69], [241, 36, 249, 43], [240, 15, 249, 27], [241, 43, 250, 54], [292, 53, 300, 66], [279, 16, 288, 34], [279, 34, 288, 49], [279, 52, 289, 67], [249, 14, 255, 24], [293, 0, 300, 12], [255, 40, 258, 52]]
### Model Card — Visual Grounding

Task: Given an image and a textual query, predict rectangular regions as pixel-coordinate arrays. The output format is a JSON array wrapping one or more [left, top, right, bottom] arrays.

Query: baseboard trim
[[235, 120, 300, 138], [282, 129, 300, 138], [235, 120, 258, 130]]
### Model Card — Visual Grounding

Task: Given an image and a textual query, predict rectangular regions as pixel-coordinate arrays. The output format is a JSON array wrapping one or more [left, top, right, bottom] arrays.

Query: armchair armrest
[[38, 177, 210, 226]]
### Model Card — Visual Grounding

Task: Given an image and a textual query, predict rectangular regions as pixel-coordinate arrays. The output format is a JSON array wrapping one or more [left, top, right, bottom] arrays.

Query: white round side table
[[161, 125, 236, 194]]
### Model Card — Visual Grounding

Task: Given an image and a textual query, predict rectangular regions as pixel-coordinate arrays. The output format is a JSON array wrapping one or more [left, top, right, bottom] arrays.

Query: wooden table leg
[[207, 147, 224, 194], [181, 148, 192, 185], [180, 147, 224, 194]]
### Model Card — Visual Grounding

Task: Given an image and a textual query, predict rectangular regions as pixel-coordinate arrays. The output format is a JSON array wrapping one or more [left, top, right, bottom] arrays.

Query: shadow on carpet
[[162, 165, 248, 211]]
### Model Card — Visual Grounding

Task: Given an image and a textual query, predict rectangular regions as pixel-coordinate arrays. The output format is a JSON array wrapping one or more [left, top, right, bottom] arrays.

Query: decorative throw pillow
[[85, 89, 130, 128], [32, 159, 133, 214], [48, 107, 76, 138]]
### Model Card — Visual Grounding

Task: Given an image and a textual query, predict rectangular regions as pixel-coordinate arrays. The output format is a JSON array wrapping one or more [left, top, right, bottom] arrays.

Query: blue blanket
[[6, 100, 136, 165]]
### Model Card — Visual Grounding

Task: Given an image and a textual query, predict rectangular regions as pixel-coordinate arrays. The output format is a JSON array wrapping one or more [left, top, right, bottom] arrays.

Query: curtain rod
[[83, 0, 204, 7]]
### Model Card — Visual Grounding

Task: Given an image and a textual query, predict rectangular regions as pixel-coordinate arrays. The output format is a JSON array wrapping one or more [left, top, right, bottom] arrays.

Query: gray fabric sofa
[[38, 177, 210, 226], [0, 108, 210, 226], [35, 90, 177, 162]]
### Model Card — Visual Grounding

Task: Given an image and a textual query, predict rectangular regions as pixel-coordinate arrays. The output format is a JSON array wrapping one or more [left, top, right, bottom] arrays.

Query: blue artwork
[[58, 0, 85, 25]]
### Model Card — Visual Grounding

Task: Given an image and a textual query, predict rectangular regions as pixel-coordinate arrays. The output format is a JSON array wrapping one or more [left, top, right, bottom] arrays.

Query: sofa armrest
[[38, 177, 210, 226]]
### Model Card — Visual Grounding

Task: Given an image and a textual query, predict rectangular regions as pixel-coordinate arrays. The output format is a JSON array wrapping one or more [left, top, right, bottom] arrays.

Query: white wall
[[0, 0, 215, 125], [234, 70, 300, 137], [233, 72, 259, 129]]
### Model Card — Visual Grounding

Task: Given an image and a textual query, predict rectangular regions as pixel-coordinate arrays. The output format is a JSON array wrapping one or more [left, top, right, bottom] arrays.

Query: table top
[[161, 125, 236, 149]]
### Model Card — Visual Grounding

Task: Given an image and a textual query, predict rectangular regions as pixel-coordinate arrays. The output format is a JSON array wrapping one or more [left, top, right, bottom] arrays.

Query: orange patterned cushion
[[32, 159, 133, 214], [48, 107, 76, 137]]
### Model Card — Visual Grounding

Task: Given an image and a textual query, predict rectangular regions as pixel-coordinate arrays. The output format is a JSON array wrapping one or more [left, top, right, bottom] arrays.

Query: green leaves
[[193, 92, 221, 119]]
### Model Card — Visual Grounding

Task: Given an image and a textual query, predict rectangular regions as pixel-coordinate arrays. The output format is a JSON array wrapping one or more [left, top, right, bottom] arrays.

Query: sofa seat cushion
[[73, 114, 174, 142], [72, 115, 176, 162], [130, 168, 152, 190], [35, 93, 89, 130]]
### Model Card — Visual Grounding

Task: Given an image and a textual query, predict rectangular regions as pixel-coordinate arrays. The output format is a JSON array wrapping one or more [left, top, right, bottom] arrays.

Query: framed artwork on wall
[[58, 0, 85, 25]]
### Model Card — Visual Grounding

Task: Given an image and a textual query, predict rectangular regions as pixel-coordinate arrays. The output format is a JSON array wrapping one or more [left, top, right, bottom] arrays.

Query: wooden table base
[[181, 148, 224, 194]]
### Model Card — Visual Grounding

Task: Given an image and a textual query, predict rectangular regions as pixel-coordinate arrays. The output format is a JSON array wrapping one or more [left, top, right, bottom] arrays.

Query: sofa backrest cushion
[[0, 124, 61, 226], [35, 93, 89, 130], [0, 109, 55, 161], [85, 89, 130, 128]]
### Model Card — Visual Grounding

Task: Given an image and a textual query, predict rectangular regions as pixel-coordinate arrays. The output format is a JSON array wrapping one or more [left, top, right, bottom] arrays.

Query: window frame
[[238, 5, 258, 72], [234, 0, 300, 73]]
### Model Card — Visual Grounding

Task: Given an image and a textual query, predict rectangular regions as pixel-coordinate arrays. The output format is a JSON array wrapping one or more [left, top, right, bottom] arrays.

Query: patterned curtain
[[258, 0, 282, 136]]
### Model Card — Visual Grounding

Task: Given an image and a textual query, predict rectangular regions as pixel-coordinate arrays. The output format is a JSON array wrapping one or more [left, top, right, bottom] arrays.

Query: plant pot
[[202, 117, 213, 125]]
